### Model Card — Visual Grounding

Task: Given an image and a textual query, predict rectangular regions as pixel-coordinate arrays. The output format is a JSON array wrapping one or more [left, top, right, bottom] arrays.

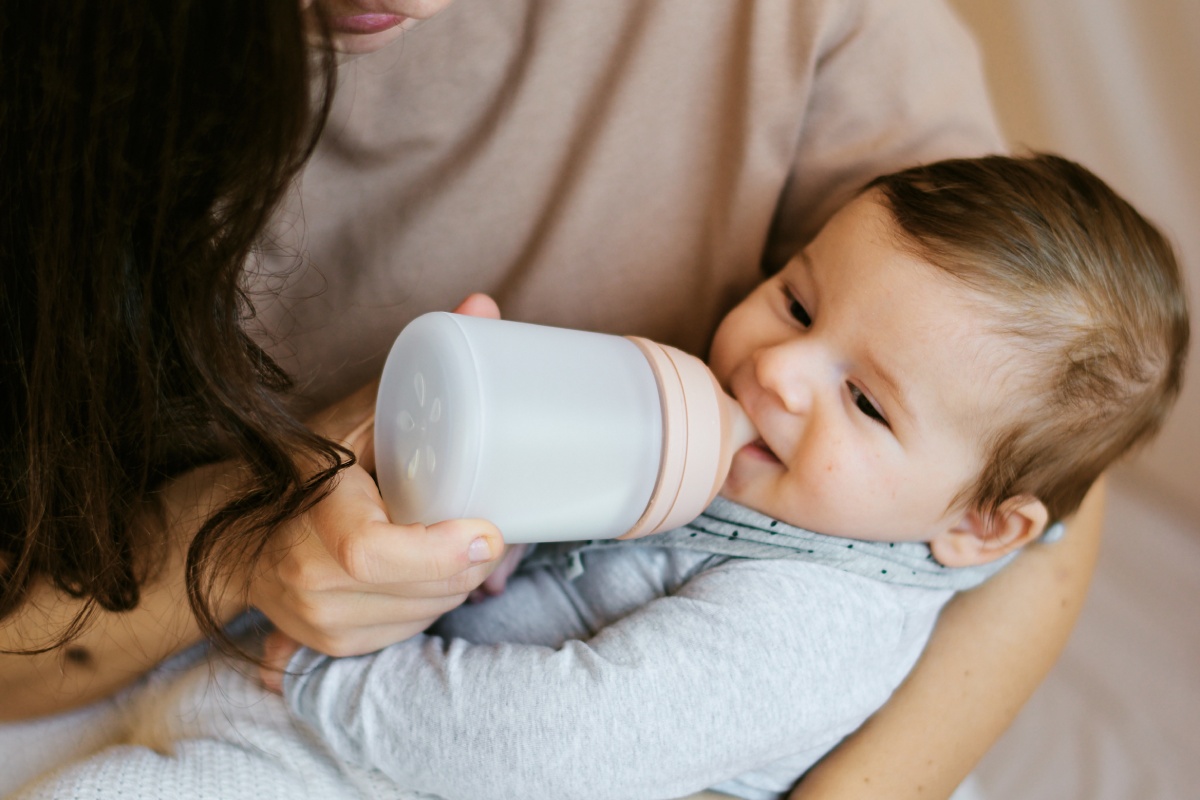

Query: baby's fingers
[[259, 631, 302, 694]]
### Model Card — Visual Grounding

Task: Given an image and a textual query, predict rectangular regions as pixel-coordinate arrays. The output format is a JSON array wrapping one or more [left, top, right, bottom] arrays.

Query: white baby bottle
[[374, 312, 757, 543]]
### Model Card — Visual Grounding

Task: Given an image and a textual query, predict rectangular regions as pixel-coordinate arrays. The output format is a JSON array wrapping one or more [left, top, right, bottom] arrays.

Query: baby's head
[[710, 154, 1188, 566]]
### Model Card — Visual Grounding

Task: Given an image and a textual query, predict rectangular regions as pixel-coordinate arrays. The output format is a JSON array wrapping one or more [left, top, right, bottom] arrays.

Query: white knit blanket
[[1, 642, 433, 800]]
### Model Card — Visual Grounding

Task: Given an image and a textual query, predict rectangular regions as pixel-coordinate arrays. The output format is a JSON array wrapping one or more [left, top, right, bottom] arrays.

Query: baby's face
[[709, 193, 1022, 544]]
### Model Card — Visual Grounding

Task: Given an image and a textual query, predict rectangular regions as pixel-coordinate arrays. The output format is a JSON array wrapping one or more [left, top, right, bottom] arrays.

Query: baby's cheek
[[806, 447, 889, 506]]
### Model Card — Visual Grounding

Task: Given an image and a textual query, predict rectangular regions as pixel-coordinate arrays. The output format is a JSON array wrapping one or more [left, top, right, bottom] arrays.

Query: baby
[[264, 154, 1187, 800], [19, 154, 1187, 800]]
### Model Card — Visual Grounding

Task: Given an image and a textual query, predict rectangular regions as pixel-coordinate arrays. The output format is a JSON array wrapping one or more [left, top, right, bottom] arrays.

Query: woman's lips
[[328, 13, 406, 35]]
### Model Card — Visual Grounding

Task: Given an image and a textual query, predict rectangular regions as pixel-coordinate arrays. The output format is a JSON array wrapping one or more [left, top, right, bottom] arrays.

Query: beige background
[[947, 0, 1200, 525]]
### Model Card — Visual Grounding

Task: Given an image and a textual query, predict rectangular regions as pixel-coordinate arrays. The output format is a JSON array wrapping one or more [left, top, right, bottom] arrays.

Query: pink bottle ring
[[620, 338, 729, 539]]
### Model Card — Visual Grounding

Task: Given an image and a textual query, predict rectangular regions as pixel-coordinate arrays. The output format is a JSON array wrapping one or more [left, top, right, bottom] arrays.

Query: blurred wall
[[948, 0, 1200, 525]]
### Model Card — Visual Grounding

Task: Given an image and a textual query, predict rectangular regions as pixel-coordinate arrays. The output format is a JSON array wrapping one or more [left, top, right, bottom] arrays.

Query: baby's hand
[[468, 543, 530, 602], [260, 630, 304, 695]]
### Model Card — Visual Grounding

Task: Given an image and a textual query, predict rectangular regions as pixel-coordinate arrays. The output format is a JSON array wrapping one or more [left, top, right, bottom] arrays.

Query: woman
[[0, 0, 501, 718], [1, 1, 1101, 797]]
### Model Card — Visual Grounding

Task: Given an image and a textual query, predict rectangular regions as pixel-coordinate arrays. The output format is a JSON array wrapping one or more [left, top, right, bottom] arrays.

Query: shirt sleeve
[[762, 0, 1007, 271], [284, 559, 921, 800]]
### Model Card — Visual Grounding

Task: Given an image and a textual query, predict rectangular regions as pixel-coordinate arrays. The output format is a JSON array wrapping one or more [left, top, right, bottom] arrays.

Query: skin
[[245, 369, 503, 657], [711, 193, 1048, 563], [0, 460, 248, 719]]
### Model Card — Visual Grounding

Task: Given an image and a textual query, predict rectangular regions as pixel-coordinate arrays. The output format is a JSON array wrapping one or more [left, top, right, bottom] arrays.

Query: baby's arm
[[281, 557, 914, 800]]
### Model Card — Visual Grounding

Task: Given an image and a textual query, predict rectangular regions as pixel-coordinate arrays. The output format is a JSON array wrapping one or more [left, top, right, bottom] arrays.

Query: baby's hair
[[868, 153, 1189, 523]]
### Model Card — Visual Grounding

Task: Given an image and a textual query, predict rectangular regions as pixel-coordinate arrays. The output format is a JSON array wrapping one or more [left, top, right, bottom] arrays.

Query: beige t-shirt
[[253, 0, 1003, 415]]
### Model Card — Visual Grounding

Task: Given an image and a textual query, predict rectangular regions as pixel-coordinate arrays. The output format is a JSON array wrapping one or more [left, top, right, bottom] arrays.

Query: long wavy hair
[[1, 1, 344, 650]]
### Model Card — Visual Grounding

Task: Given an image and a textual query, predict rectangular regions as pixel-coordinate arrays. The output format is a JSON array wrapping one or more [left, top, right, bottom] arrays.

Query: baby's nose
[[754, 341, 815, 415]]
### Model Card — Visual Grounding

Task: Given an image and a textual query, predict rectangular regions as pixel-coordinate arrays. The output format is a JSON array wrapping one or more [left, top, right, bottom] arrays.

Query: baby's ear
[[929, 497, 1050, 567]]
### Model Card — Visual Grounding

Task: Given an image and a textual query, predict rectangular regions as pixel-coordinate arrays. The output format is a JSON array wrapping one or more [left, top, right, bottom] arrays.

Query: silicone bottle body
[[375, 313, 755, 543]]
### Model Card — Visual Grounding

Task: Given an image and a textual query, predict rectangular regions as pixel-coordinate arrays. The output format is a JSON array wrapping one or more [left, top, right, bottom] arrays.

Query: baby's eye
[[849, 384, 889, 427], [788, 297, 812, 328]]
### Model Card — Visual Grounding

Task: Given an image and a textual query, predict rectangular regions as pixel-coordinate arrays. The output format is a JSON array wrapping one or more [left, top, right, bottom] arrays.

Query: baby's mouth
[[748, 438, 782, 463]]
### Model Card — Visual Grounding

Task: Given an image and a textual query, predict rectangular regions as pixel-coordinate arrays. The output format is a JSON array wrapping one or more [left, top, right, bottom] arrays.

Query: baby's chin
[[717, 453, 829, 535]]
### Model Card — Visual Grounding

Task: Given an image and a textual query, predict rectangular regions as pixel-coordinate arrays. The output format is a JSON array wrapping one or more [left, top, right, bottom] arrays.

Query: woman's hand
[[247, 294, 507, 656], [247, 468, 502, 656]]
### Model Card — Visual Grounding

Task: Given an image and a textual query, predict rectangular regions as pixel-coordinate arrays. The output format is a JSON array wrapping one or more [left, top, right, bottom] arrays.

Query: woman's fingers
[[259, 595, 460, 658], [253, 558, 489, 656], [249, 461, 504, 657], [451, 292, 501, 319], [307, 466, 503, 582]]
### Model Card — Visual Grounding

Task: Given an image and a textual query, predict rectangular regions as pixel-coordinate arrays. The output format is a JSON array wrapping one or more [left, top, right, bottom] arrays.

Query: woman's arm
[[789, 477, 1106, 799]]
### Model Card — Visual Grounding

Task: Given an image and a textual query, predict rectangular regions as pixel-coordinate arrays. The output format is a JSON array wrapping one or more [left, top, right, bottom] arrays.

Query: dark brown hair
[[869, 154, 1189, 523], [1, 1, 342, 650]]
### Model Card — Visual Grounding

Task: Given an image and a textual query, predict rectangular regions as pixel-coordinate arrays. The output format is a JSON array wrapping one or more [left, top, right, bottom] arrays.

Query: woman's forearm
[[0, 462, 248, 720], [789, 477, 1106, 799]]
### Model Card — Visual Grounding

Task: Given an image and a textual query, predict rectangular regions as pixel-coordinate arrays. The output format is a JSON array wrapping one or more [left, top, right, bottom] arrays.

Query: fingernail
[[468, 536, 493, 563]]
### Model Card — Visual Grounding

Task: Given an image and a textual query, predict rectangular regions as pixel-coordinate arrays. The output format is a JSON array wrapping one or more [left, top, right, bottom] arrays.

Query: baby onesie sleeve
[[283, 557, 934, 800]]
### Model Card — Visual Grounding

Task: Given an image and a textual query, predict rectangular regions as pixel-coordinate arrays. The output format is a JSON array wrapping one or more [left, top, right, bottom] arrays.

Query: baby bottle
[[374, 312, 757, 543]]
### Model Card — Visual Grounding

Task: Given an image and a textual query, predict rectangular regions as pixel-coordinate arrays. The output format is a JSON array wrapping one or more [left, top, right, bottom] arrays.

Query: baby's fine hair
[[868, 153, 1189, 523]]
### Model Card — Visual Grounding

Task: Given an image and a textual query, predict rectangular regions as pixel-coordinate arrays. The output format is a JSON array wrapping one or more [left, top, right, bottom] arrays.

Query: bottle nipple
[[717, 390, 758, 489]]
